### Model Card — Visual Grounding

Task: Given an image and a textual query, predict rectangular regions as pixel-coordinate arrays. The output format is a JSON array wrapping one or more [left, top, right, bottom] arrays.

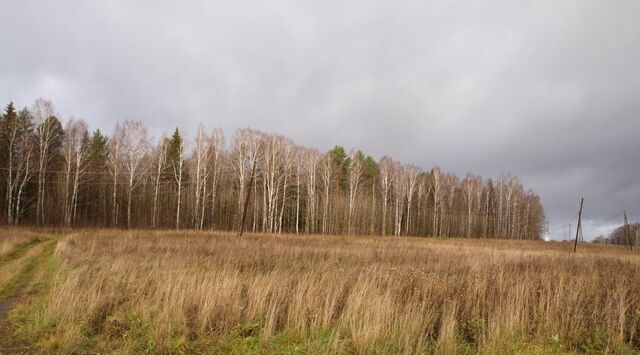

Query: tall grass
[[0, 230, 41, 259], [42, 230, 640, 353]]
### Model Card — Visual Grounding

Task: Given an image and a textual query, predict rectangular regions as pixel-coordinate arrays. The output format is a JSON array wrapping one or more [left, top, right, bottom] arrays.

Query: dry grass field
[[1, 229, 640, 354], [0, 230, 42, 259]]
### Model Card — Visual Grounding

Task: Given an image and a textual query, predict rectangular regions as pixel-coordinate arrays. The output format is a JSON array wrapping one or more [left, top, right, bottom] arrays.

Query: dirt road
[[0, 238, 57, 354]]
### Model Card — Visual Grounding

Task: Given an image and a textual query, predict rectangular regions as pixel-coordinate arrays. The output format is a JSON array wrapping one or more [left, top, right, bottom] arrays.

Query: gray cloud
[[1, 0, 639, 239]]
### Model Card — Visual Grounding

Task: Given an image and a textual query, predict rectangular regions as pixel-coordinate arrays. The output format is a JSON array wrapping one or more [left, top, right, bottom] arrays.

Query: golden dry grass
[[0, 230, 41, 259], [27, 230, 639, 354]]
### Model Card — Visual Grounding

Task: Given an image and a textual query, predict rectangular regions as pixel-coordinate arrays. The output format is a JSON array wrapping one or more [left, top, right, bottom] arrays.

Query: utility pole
[[623, 211, 633, 251], [573, 198, 583, 253], [238, 157, 258, 237], [635, 221, 640, 247]]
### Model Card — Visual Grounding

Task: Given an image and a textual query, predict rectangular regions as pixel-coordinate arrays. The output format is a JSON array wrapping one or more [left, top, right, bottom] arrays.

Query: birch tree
[[482, 179, 495, 238], [119, 121, 150, 228], [1, 103, 19, 224], [107, 124, 123, 227], [293, 148, 303, 234], [405, 164, 420, 235], [62, 119, 91, 226], [277, 140, 295, 233], [347, 151, 364, 235], [262, 134, 284, 233], [167, 128, 185, 229], [12, 109, 35, 225], [442, 173, 459, 237], [32, 99, 63, 225], [207, 128, 224, 229], [231, 128, 262, 227], [378, 156, 393, 236], [391, 161, 407, 236], [462, 173, 481, 237], [70, 123, 90, 225], [151, 137, 168, 228], [319, 153, 333, 234], [304, 148, 319, 234], [431, 167, 443, 236], [0, 104, 34, 225], [192, 125, 208, 229], [473, 175, 484, 237]]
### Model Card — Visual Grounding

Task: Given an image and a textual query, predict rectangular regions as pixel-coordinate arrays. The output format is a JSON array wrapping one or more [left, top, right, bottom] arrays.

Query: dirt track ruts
[[0, 238, 56, 354]]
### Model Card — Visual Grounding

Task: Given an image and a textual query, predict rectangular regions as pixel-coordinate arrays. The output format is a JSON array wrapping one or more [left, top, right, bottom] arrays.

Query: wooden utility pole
[[573, 198, 584, 253], [623, 211, 633, 251], [238, 157, 258, 237], [635, 221, 640, 252], [634, 221, 640, 249]]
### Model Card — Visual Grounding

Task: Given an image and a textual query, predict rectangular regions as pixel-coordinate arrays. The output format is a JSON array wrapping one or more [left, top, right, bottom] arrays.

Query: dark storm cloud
[[1, 0, 639, 239]]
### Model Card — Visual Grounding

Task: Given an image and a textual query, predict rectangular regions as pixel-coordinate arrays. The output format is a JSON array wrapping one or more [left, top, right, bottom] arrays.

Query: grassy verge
[[0, 237, 52, 302], [1, 238, 59, 352], [0, 238, 43, 291], [0, 237, 40, 262], [0, 232, 42, 260]]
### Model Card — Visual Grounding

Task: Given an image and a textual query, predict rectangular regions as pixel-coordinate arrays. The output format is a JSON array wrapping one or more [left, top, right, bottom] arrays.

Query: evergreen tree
[[35, 114, 64, 225], [363, 155, 379, 184], [88, 129, 108, 167], [330, 145, 349, 189], [1, 105, 35, 224], [0, 103, 18, 220], [81, 129, 109, 225], [166, 128, 186, 228]]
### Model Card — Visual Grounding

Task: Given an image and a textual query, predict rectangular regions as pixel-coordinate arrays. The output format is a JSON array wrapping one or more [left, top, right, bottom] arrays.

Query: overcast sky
[[1, 1, 639, 239]]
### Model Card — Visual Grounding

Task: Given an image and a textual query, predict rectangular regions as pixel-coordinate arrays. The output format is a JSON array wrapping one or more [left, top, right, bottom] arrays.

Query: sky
[[1, 1, 639, 240]]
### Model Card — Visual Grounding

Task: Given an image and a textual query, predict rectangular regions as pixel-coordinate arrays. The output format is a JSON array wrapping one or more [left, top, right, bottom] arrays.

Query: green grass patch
[[0, 237, 42, 266], [5, 238, 62, 352], [0, 239, 51, 301]]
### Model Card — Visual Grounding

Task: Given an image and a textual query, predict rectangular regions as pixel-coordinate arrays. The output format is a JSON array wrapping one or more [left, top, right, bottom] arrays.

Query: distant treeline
[[0, 99, 544, 238], [593, 223, 639, 246]]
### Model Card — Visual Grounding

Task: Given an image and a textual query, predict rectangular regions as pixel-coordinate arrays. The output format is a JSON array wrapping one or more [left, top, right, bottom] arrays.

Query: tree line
[[0, 99, 545, 238], [594, 223, 639, 246]]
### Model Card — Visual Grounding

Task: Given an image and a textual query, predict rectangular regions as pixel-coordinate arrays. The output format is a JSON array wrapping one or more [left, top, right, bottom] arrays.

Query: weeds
[[6, 229, 640, 353]]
